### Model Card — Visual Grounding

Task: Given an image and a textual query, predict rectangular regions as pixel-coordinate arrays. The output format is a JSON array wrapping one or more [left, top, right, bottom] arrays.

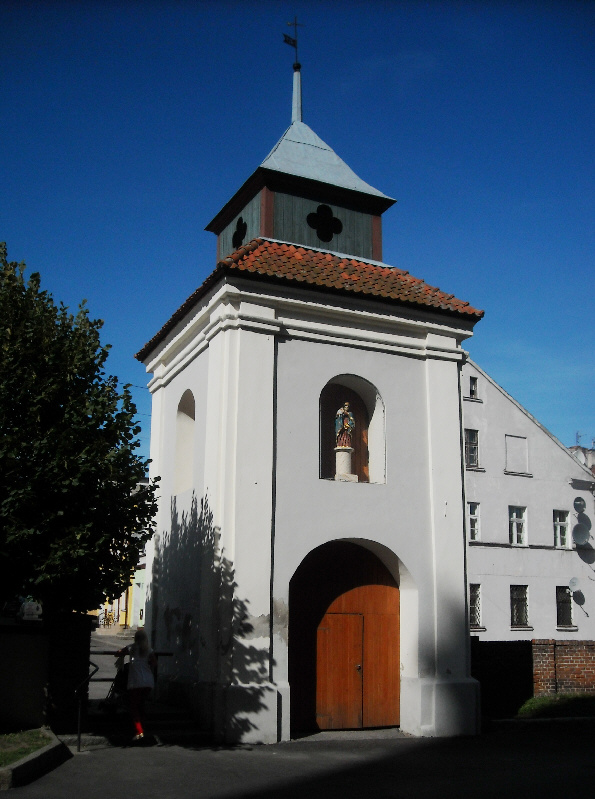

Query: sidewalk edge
[[0, 730, 72, 790]]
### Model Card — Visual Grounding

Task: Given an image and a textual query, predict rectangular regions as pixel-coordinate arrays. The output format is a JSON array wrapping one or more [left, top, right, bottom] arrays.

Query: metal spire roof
[[260, 63, 393, 201], [260, 120, 393, 200]]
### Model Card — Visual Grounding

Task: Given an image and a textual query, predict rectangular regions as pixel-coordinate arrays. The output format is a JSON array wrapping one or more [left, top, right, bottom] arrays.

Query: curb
[[59, 734, 113, 750], [58, 728, 213, 750], [0, 729, 71, 790], [492, 716, 595, 726]]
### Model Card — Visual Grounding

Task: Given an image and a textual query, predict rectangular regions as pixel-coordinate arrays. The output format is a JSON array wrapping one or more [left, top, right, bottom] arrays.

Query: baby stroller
[[103, 656, 130, 710]]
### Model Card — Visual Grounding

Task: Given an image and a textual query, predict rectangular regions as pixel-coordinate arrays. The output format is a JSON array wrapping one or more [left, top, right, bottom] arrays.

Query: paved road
[[10, 719, 595, 799]]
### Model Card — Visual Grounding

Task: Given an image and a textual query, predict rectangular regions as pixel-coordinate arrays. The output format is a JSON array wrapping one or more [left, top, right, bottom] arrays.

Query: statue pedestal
[[334, 447, 358, 482]]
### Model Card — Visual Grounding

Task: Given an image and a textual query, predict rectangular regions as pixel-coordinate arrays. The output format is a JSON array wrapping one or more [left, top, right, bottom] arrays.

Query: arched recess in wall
[[174, 389, 195, 495], [319, 375, 385, 483]]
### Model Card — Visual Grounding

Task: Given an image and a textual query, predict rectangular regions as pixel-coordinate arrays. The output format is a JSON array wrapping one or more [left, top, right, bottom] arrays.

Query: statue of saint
[[335, 401, 355, 448]]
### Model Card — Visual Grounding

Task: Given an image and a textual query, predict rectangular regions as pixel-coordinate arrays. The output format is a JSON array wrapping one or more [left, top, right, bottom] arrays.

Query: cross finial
[[283, 16, 303, 65]]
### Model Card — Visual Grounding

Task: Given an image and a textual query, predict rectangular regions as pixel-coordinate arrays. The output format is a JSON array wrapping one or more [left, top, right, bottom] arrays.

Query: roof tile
[[136, 238, 483, 361]]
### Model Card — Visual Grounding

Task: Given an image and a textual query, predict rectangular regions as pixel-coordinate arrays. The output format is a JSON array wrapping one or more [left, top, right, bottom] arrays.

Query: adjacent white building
[[462, 360, 595, 643]]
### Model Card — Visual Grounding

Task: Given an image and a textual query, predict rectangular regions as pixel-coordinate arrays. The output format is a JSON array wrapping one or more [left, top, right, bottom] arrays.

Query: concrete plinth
[[334, 447, 358, 481]]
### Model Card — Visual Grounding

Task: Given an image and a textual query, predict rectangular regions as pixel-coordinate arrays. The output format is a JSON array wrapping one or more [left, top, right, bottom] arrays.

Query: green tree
[[0, 243, 158, 615]]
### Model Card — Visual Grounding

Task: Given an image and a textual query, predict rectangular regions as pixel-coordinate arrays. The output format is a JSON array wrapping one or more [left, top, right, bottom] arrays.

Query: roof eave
[[136, 248, 482, 364], [205, 170, 266, 234]]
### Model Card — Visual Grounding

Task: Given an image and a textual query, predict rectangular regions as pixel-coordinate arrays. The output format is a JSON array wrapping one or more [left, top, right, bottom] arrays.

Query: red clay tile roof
[[136, 238, 483, 361]]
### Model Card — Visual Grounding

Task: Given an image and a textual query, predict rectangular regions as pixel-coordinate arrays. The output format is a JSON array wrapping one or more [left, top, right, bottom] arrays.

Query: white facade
[[138, 62, 488, 743], [462, 360, 595, 642], [141, 271, 481, 743]]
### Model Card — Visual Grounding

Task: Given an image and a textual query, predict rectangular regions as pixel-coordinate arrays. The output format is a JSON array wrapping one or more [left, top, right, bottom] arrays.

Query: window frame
[[510, 584, 529, 628], [508, 505, 527, 546], [469, 376, 479, 399], [467, 501, 480, 541], [469, 583, 482, 628], [464, 428, 480, 469], [504, 434, 531, 476], [553, 510, 570, 548], [556, 585, 573, 628]]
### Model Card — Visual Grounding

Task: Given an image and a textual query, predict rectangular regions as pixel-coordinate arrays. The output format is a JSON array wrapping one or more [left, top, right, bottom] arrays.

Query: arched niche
[[174, 389, 195, 495], [319, 375, 385, 484]]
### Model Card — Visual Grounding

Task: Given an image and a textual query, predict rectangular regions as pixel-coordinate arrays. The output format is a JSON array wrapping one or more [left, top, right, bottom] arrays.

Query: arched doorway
[[289, 541, 400, 733]]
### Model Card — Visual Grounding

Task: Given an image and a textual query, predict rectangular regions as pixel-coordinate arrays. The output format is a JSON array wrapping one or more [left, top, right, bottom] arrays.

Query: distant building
[[462, 360, 595, 641], [96, 479, 148, 631], [568, 445, 595, 477]]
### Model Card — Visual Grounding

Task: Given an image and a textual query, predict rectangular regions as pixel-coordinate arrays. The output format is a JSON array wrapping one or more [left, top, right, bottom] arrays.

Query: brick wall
[[533, 640, 595, 696]]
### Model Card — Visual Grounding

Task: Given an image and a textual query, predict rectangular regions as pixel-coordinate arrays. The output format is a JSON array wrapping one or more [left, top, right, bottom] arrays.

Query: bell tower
[[206, 62, 396, 261], [140, 39, 483, 746]]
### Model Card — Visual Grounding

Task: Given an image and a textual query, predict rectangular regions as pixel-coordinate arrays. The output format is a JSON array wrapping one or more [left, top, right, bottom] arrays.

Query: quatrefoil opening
[[307, 204, 343, 243], [232, 216, 248, 249]]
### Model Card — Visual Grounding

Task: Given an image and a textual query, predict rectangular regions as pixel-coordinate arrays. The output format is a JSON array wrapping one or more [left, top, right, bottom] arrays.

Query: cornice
[[146, 281, 470, 392]]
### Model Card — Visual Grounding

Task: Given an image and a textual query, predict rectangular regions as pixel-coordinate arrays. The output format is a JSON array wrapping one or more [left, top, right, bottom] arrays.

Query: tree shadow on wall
[[148, 492, 273, 743]]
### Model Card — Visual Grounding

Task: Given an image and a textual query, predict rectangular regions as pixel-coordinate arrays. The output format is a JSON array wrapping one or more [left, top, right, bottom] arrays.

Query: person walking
[[116, 629, 156, 742]]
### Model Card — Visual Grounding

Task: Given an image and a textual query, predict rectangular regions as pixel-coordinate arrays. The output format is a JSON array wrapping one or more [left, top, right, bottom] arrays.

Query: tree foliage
[[0, 243, 158, 614]]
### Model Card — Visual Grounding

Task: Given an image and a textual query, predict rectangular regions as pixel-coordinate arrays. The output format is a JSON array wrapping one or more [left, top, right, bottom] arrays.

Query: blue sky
[[1, 0, 593, 461]]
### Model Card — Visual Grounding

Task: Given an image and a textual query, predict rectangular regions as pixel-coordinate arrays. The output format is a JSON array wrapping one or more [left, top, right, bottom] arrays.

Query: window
[[469, 584, 481, 628], [509, 505, 526, 545], [469, 376, 478, 399], [553, 510, 569, 548], [556, 586, 573, 627], [468, 502, 480, 541], [464, 429, 479, 468], [505, 435, 529, 475], [510, 585, 529, 627]]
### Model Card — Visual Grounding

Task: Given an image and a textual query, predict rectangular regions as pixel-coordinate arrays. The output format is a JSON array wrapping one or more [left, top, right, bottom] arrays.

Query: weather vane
[[283, 16, 303, 65]]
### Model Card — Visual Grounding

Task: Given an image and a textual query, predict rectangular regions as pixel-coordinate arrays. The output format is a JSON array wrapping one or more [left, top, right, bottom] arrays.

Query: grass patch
[[0, 729, 52, 768], [517, 693, 595, 719]]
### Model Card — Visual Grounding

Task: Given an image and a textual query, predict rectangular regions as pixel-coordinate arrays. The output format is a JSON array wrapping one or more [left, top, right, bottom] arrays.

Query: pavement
[[7, 718, 595, 798], [7, 633, 594, 797]]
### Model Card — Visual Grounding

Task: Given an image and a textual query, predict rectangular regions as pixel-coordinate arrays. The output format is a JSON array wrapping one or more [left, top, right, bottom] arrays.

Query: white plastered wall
[[271, 327, 478, 738], [143, 280, 480, 741], [143, 345, 210, 721]]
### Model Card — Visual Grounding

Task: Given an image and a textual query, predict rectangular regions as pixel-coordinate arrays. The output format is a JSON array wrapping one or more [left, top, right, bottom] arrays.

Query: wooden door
[[363, 613, 400, 727], [316, 613, 363, 729], [289, 541, 400, 732]]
